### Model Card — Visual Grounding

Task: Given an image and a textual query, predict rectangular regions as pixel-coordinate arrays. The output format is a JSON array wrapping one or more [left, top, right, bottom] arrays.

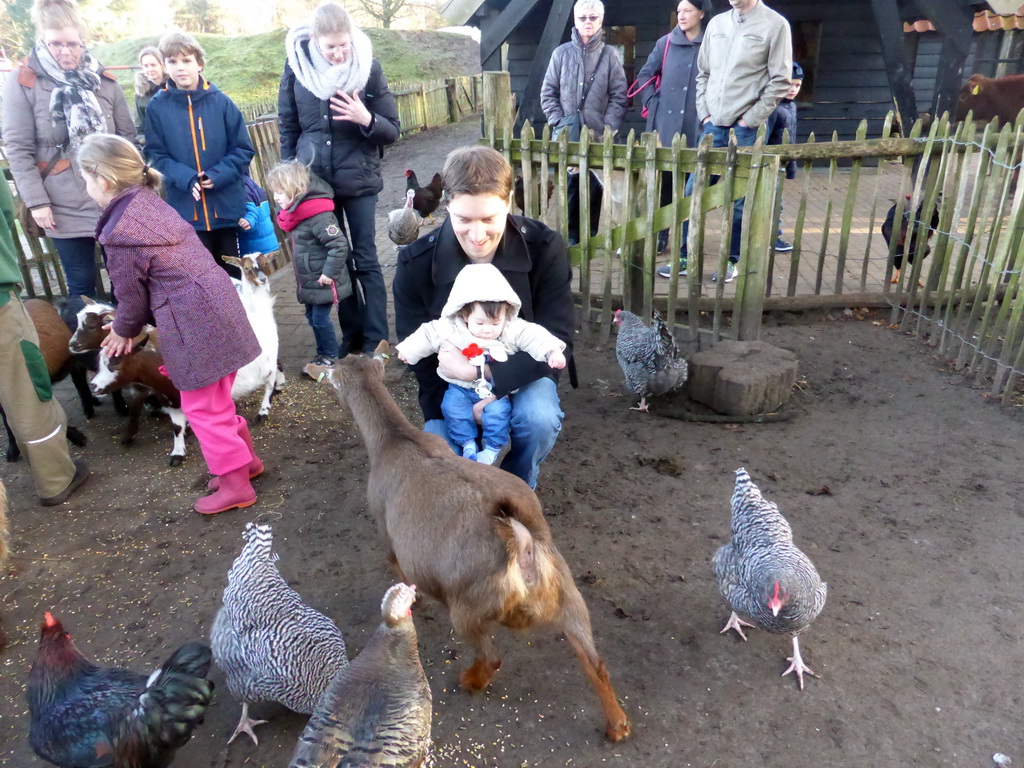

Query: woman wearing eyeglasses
[[540, 0, 627, 245], [2, 0, 135, 325]]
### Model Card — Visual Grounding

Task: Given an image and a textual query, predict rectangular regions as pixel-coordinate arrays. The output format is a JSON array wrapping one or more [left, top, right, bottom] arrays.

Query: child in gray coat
[[267, 160, 353, 370]]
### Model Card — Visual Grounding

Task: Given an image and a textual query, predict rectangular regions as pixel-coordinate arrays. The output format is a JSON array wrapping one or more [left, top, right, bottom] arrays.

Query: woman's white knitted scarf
[[286, 22, 373, 100]]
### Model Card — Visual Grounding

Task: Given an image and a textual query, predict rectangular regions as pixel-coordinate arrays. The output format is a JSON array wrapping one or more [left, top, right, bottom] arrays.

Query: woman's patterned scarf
[[33, 42, 105, 149]]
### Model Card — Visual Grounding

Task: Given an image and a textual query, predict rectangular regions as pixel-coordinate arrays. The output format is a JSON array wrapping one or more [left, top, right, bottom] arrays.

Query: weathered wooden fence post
[[482, 71, 514, 136], [733, 136, 779, 341], [446, 78, 458, 123]]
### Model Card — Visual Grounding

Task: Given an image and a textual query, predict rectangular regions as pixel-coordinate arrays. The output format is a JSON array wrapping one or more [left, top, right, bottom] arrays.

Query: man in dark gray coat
[[540, 0, 627, 245]]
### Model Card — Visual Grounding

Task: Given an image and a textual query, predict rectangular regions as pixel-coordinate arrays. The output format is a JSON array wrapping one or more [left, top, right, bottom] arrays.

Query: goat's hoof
[[606, 718, 632, 743], [121, 437, 135, 446], [5, 449, 21, 463], [459, 660, 501, 692], [254, 413, 268, 424], [169, 455, 185, 467], [66, 426, 88, 447]]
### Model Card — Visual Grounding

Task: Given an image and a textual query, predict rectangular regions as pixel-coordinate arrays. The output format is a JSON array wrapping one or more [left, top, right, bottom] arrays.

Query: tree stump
[[687, 341, 798, 416]]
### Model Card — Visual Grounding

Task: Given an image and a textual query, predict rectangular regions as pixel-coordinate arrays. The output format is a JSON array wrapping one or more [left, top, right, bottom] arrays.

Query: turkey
[[613, 309, 688, 412], [289, 583, 431, 768], [211, 523, 349, 745], [27, 612, 213, 768], [711, 468, 828, 690], [388, 189, 422, 247]]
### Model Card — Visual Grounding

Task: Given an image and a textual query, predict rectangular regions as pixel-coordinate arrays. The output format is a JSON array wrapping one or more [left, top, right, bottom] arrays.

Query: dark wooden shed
[[442, 0, 1018, 140]]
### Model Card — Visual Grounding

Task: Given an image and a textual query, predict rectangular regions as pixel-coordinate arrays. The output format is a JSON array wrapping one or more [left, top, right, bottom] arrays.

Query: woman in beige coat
[[2, 0, 135, 324]]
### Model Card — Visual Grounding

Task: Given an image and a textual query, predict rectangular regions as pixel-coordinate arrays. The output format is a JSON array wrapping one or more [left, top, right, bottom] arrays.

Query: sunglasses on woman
[[46, 41, 83, 52]]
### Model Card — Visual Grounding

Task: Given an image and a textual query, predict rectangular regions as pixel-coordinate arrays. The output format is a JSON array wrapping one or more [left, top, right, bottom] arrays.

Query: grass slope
[[94, 28, 480, 112]]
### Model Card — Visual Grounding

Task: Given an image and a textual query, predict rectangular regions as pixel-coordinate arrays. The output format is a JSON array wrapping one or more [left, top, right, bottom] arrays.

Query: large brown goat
[[309, 346, 631, 742]]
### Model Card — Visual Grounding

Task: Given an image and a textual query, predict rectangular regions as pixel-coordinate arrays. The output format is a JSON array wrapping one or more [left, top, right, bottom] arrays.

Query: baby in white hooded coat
[[395, 263, 566, 463]]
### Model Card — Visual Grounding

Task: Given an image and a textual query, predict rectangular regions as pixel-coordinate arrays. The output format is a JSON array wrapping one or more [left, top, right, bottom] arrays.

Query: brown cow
[[955, 73, 1024, 126]]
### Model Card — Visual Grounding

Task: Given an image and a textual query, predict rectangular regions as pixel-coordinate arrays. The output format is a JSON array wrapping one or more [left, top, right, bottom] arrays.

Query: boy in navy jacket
[[145, 32, 255, 278]]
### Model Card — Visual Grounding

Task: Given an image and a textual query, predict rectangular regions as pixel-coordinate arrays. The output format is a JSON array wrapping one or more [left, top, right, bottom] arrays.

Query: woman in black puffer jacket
[[278, 1, 400, 357]]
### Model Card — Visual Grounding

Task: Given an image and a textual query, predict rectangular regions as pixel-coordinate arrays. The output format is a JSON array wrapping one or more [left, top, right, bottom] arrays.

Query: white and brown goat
[[309, 345, 631, 742], [69, 301, 188, 465], [224, 253, 285, 422]]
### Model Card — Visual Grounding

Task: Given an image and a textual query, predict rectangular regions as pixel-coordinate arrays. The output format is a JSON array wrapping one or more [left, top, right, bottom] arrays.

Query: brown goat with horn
[[308, 344, 630, 742]]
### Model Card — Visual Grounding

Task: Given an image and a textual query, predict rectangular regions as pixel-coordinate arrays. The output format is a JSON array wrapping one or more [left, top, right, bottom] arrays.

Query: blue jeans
[[333, 194, 389, 355], [442, 384, 512, 451], [54, 237, 100, 322], [681, 122, 759, 262], [304, 303, 339, 359], [425, 377, 563, 489]]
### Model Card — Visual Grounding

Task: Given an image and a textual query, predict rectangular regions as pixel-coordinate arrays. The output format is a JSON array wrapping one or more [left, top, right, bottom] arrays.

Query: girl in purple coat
[[77, 134, 264, 515]]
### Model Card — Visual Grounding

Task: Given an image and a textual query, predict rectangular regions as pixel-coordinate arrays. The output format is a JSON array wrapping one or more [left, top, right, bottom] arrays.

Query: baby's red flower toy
[[462, 343, 484, 359]]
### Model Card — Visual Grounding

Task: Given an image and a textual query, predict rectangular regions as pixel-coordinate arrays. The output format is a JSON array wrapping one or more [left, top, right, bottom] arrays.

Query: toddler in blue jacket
[[238, 175, 280, 255]]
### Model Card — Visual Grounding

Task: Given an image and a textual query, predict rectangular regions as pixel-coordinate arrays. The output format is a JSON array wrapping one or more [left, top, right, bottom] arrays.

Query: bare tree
[[349, 0, 410, 29]]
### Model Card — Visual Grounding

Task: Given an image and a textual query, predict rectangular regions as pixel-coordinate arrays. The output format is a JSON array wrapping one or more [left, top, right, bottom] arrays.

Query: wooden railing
[[2, 74, 482, 299], [389, 75, 482, 136], [481, 71, 1024, 397]]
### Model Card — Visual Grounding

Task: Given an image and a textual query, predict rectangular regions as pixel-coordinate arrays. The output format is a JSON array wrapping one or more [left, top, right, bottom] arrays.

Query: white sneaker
[[476, 447, 500, 465], [711, 263, 738, 283]]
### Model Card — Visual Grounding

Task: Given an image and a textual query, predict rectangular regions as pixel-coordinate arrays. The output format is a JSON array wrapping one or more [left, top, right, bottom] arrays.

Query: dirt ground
[[3, 119, 1024, 768]]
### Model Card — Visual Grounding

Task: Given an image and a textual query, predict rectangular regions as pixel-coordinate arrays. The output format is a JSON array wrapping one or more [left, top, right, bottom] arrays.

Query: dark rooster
[[289, 583, 431, 768], [613, 309, 688, 412], [27, 613, 213, 768], [513, 173, 555, 216], [712, 469, 828, 690], [881, 194, 941, 285], [405, 169, 444, 222]]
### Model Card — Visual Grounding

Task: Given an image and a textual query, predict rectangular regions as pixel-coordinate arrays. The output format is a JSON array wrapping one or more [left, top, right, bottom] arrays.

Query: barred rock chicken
[[388, 189, 423, 246], [290, 583, 431, 768], [711, 468, 828, 690], [613, 309, 688, 412], [211, 523, 349, 746], [405, 169, 444, 222], [881, 194, 941, 285], [27, 613, 213, 768]]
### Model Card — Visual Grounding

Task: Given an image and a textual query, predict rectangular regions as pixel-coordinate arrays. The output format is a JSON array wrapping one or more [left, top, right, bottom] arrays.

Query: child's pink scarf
[[277, 197, 335, 232]]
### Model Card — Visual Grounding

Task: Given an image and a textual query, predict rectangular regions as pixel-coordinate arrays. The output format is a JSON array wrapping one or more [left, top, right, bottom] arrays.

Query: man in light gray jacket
[[540, 0, 627, 244], [658, 0, 791, 282]]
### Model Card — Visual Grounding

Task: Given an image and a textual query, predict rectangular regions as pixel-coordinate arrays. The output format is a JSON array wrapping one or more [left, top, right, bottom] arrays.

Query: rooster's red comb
[[43, 612, 56, 627]]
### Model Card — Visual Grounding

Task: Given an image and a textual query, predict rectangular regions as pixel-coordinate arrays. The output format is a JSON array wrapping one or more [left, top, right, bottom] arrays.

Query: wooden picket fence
[[481, 72, 1024, 398], [1, 116, 298, 299], [390, 75, 482, 136], [1, 74, 482, 300], [239, 75, 483, 136]]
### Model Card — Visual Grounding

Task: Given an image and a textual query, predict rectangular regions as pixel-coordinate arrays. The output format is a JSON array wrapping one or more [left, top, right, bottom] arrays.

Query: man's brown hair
[[442, 146, 513, 202]]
